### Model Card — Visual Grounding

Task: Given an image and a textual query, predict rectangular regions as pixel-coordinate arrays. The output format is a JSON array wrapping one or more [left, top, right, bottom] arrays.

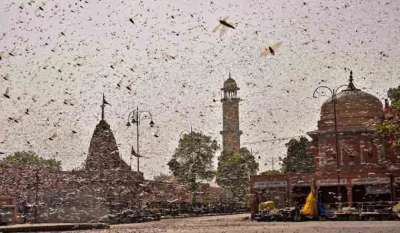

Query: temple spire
[[101, 94, 110, 120]]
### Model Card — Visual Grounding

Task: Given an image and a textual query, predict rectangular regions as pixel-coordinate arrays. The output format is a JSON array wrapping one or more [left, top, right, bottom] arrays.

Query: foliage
[[216, 147, 259, 203], [377, 121, 399, 135], [388, 85, 400, 108], [2, 151, 61, 170], [259, 170, 283, 176], [378, 85, 400, 149], [167, 131, 219, 203], [281, 136, 315, 173], [153, 173, 175, 183]]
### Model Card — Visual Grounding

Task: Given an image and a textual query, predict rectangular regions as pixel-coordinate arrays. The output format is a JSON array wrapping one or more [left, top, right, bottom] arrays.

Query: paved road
[[79, 214, 400, 233]]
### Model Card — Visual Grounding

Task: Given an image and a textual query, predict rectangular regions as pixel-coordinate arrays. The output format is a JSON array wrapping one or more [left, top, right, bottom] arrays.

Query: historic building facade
[[250, 74, 400, 215], [220, 74, 242, 154]]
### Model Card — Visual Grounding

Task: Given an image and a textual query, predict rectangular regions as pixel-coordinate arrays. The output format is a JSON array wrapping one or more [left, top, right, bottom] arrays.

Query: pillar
[[346, 184, 353, 206]]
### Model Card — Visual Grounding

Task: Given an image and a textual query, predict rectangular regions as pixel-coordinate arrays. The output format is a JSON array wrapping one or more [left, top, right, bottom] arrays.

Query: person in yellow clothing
[[300, 186, 318, 218]]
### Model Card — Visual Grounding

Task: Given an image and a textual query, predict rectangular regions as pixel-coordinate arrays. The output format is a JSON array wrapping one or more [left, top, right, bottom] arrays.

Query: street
[[75, 214, 400, 233]]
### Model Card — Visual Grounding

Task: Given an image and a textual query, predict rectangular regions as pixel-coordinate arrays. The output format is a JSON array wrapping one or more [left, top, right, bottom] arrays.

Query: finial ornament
[[349, 70, 353, 83], [101, 93, 111, 120], [347, 70, 356, 90]]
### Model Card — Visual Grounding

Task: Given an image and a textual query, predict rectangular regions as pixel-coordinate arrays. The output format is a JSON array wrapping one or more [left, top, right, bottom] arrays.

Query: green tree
[[216, 148, 258, 203], [259, 170, 283, 176], [388, 86, 400, 108], [281, 136, 314, 173], [377, 85, 400, 150], [153, 173, 175, 183], [167, 131, 219, 204], [2, 151, 61, 170]]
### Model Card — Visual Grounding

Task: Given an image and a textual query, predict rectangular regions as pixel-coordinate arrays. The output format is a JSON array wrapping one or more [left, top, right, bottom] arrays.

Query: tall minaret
[[221, 73, 242, 154]]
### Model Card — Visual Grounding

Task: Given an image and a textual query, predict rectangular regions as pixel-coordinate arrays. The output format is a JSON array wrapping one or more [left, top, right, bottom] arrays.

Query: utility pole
[[264, 157, 276, 170], [136, 106, 140, 173], [180, 126, 198, 205], [34, 169, 39, 223]]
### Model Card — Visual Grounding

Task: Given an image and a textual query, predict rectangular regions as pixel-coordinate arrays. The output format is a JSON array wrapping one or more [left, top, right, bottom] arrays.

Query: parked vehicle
[[99, 208, 161, 224], [0, 206, 15, 225], [254, 201, 400, 222], [0, 196, 18, 225], [254, 207, 301, 222]]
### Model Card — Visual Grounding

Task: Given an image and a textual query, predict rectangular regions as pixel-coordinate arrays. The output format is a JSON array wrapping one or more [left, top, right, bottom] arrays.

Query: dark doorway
[[318, 186, 347, 207]]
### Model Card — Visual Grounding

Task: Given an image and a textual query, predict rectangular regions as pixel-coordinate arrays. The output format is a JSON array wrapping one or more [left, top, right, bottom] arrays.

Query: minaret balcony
[[220, 130, 243, 135]]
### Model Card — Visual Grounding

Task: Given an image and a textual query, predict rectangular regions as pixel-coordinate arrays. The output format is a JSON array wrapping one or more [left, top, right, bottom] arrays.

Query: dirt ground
[[70, 214, 400, 233]]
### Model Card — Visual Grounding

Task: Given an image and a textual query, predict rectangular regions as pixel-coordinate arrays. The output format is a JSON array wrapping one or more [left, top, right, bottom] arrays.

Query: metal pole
[[286, 172, 290, 206], [34, 169, 39, 223], [313, 82, 348, 208], [333, 91, 341, 206], [136, 106, 140, 173], [190, 127, 195, 205], [390, 174, 394, 202], [272, 157, 275, 170], [129, 149, 132, 169]]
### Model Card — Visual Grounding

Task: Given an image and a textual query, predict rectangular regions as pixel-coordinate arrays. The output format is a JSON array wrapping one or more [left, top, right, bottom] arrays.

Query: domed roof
[[222, 73, 239, 91], [319, 75, 383, 131]]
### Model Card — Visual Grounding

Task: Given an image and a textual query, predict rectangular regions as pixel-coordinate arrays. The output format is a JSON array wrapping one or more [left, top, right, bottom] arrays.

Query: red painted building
[[250, 76, 400, 214]]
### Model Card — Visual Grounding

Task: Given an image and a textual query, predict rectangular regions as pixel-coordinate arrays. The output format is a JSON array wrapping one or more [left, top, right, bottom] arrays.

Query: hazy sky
[[1, 0, 399, 179]]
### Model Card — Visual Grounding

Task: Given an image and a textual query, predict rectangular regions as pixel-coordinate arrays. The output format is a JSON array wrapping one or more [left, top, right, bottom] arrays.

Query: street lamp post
[[34, 168, 40, 223], [127, 106, 155, 173], [313, 73, 351, 206]]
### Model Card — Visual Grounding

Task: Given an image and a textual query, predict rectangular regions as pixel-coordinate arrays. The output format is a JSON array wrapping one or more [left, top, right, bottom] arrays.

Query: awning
[[365, 185, 391, 195]]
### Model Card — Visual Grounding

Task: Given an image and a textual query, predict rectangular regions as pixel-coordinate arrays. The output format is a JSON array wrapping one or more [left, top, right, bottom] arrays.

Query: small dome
[[319, 82, 383, 131], [223, 76, 238, 91]]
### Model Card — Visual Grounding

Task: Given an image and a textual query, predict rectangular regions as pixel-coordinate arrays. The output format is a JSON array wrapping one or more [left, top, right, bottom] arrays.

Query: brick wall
[[221, 98, 241, 153]]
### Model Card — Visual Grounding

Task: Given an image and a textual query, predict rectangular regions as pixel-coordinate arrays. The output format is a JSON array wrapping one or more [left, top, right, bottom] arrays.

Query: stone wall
[[0, 162, 143, 222]]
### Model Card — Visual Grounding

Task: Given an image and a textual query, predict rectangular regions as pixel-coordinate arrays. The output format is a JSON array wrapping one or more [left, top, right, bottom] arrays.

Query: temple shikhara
[[251, 73, 400, 214], [85, 94, 130, 171]]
